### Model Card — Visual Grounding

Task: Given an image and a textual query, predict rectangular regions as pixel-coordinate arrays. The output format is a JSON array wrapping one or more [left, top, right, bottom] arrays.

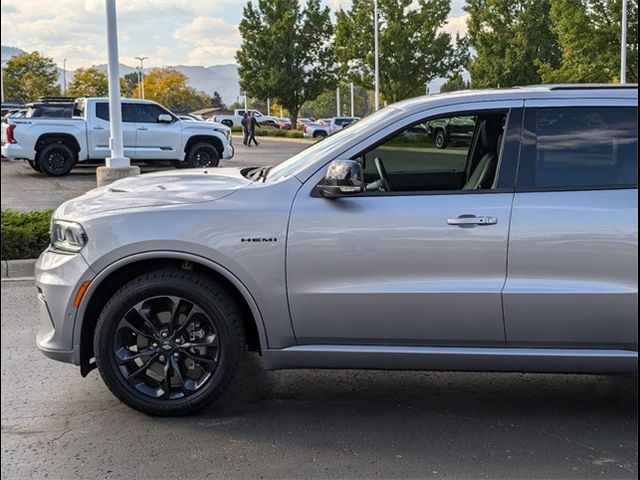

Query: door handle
[[447, 215, 498, 226], [137, 127, 149, 131], [93, 126, 105, 130]]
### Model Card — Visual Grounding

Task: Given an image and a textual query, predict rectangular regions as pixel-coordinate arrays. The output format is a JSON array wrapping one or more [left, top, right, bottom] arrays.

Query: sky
[[1, 0, 468, 70]]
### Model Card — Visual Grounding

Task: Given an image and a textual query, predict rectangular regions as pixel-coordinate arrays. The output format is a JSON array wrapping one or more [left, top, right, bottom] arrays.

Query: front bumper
[[222, 141, 234, 159], [35, 249, 94, 365], [1, 142, 33, 160]]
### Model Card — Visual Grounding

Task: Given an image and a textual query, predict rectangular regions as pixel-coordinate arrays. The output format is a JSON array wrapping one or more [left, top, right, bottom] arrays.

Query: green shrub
[[1, 209, 52, 260], [231, 126, 243, 133], [285, 130, 304, 138]]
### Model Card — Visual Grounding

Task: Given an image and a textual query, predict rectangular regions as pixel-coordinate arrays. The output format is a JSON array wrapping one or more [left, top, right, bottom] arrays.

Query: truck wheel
[[38, 142, 76, 176], [221, 120, 233, 128], [313, 131, 328, 138], [94, 269, 246, 416], [434, 130, 448, 149], [27, 159, 42, 173], [186, 142, 220, 168]]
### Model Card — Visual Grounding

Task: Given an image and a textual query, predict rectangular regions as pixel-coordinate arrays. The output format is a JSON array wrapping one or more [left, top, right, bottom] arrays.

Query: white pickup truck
[[1, 98, 233, 176], [213, 109, 280, 128], [302, 116, 360, 138]]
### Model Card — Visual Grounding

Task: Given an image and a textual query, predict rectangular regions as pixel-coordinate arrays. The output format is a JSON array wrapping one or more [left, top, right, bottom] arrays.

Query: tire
[[37, 142, 76, 176], [221, 120, 233, 128], [434, 130, 448, 149], [94, 269, 246, 416], [186, 142, 220, 168], [313, 130, 328, 138], [170, 160, 189, 169], [27, 159, 42, 172]]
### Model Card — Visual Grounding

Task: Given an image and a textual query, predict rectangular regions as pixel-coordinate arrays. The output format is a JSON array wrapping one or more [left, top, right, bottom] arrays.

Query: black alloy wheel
[[186, 142, 220, 168], [38, 142, 76, 176], [95, 270, 245, 415]]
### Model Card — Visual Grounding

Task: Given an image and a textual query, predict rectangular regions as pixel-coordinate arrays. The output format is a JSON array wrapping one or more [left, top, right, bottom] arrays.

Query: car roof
[[392, 84, 638, 113]]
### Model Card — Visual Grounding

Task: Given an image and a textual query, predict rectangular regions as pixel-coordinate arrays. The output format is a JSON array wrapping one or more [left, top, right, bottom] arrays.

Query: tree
[[3, 51, 60, 103], [335, 0, 466, 103], [140, 68, 210, 113], [440, 73, 471, 92], [67, 66, 108, 97], [121, 72, 140, 98], [236, 0, 337, 128], [465, 0, 561, 88], [538, 0, 638, 83], [211, 91, 225, 109]]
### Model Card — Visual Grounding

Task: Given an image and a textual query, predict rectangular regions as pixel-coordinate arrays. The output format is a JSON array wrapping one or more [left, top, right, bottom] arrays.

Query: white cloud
[[441, 15, 469, 38], [173, 16, 241, 65]]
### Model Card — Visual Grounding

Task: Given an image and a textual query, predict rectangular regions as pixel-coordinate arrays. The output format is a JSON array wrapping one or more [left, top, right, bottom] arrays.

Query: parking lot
[[1, 136, 638, 479], [0, 135, 309, 211]]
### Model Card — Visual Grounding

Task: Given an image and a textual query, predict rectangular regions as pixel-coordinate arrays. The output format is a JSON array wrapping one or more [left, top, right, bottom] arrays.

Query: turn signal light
[[73, 280, 92, 308]]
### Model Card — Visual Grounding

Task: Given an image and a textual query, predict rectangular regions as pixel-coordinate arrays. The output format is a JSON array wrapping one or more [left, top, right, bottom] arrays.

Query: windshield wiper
[[249, 166, 272, 182]]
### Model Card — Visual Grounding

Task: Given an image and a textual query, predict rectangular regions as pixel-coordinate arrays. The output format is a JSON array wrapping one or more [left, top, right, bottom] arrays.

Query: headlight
[[50, 219, 88, 253]]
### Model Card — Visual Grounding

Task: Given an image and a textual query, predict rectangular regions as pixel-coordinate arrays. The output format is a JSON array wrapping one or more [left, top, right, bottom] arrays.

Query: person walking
[[241, 112, 249, 146], [247, 112, 260, 147]]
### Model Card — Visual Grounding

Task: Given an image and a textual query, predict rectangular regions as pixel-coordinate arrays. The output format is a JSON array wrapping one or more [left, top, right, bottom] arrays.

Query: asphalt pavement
[[1, 280, 637, 479], [0, 135, 309, 211]]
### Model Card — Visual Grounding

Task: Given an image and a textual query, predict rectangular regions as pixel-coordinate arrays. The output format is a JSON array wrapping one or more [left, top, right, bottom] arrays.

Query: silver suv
[[36, 85, 638, 415]]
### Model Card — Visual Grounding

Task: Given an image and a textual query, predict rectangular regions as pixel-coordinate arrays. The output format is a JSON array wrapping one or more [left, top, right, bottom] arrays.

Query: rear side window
[[95, 103, 138, 123], [520, 107, 638, 190]]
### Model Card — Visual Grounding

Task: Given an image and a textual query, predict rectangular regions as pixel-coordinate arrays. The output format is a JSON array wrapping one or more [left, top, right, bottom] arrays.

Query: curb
[[1, 258, 36, 280], [231, 133, 317, 144]]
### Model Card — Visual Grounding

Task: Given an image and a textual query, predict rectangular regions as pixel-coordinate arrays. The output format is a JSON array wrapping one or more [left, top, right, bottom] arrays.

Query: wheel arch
[[35, 133, 81, 158], [184, 135, 224, 158], [76, 251, 267, 377]]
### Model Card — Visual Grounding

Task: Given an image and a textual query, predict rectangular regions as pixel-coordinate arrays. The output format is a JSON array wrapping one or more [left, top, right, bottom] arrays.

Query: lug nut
[[161, 331, 168, 338], [175, 338, 183, 344], [152, 342, 158, 348], [159, 355, 166, 362], [173, 352, 180, 358]]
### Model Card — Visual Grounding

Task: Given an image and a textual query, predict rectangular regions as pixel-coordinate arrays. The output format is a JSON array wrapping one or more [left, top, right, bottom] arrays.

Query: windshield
[[267, 106, 400, 182]]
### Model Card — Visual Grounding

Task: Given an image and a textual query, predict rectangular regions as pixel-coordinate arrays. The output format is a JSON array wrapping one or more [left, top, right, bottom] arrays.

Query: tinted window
[[134, 104, 172, 123], [95, 103, 139, 123], [522, 107, 638, 189]]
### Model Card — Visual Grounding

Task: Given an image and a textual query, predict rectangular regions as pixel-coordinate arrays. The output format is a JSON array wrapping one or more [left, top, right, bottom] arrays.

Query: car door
[[132, 103, 183, 160], [89, 102, 136, 159], [286, 102, 524, 346], [504, 99, 638, 350]]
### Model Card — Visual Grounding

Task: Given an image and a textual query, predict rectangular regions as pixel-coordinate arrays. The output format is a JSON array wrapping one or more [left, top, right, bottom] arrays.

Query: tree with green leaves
[[335, 0, 466, 103], [3, 51, 60, 103], [67, 66, 108, 97], [211, 91, 225, 108], [465, 0, 561, 88], [440, 73, 471, 92], [121, 72, 140, 98], [236, 0, 337, 128], [538, 0, 638, 83]]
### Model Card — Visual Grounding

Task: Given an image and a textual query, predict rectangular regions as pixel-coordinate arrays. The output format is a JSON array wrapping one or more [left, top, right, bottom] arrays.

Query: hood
[[55, 167, 251, 218]]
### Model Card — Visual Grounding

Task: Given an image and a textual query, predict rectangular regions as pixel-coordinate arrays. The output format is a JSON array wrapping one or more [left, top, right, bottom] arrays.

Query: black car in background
[[426, 115, 477, 149]]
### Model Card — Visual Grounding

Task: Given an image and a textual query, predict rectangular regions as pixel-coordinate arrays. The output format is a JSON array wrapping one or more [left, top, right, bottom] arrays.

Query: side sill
[[262, 345, 638, 374]]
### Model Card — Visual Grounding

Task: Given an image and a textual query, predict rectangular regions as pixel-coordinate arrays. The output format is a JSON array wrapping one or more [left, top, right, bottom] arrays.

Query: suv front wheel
[[38, 142, 76, 176], [186, 142, 220, 168], [94, 269, 245, 416]]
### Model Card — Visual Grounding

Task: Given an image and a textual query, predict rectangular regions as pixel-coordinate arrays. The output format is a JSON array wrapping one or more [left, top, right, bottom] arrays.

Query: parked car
[[303, 116, 360, 138], [1, 102, 25, 118], [426, 115, 477, 149], [275, 118, 292, 130], [1, 97, 233, 176], [35, 85, 638, 415], [178, 114, 204, 122], [213, 109, 280, 128], [296, 117, 316, 130]]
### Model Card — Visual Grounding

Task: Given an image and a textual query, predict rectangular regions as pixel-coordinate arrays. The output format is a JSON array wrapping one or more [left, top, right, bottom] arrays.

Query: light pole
[[336, 85, 341, 116], [62, 58, 67, 96], [350, 82, 355, 117], [96, 0, 137, 186], [134, 56, 148, 98], [1, 59, 7, 103], [374, 0, 380, 111], [621, 0, 628, 83]]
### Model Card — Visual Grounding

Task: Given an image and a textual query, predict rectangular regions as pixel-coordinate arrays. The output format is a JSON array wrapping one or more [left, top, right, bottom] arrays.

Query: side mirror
[[158, 114, 172, 123], [317, 159, 364, 198]]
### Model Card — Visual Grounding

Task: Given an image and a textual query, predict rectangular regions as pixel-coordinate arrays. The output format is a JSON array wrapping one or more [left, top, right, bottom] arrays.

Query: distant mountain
[[2, 45, 241, 104]]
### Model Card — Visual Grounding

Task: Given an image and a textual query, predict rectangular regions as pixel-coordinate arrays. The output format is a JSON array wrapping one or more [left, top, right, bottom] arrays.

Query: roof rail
[[545, 84, 638, 90], [35, 96, 77, 103]]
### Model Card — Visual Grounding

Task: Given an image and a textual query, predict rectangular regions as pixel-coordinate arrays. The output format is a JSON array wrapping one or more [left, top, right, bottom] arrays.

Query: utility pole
[[374, 0, 380, 111], [63, 58, 67, 96], [96, 0, 138, 186], [134, 56, 148, 98], [1, 59, 7, 103], [350, 82, 355, 117], [621, 0, 628, 83], [336, 85, 341, 116], [267, 97, 270, 116]]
